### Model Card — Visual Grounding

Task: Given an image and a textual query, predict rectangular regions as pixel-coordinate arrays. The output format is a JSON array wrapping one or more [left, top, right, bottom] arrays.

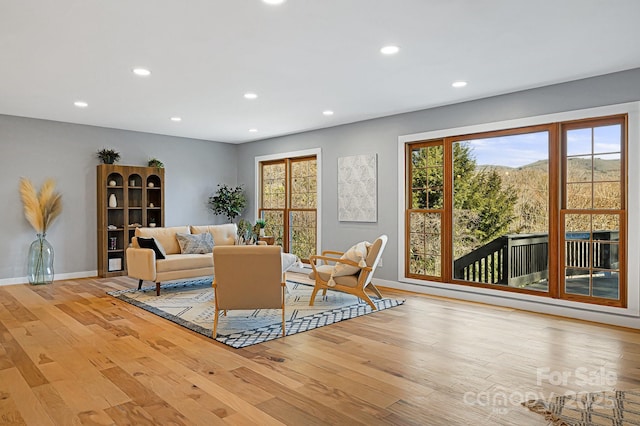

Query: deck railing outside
[[453, 231, 617, 286]]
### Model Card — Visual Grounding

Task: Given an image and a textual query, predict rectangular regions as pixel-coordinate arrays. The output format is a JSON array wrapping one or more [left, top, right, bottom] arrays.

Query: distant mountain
[[477, 157, 619, 175]]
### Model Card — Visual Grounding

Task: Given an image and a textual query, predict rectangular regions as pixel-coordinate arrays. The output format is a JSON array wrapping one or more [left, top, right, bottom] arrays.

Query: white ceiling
[[1, 0, 640, 144]]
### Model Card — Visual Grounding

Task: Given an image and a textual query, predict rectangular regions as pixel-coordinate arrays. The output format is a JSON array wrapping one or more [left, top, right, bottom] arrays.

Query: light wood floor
[[0, 273, 638, 425]]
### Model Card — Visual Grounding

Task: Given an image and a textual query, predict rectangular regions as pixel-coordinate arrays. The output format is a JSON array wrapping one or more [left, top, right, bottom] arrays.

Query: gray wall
[[2, 68, 639, 283], [0, 116, 237, 281], [236, 67, 640, 282]]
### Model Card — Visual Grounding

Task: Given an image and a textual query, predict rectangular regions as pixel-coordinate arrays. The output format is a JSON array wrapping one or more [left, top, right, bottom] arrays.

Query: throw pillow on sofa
[[176, 232, 214, 254], [137, 237, 167, 259]]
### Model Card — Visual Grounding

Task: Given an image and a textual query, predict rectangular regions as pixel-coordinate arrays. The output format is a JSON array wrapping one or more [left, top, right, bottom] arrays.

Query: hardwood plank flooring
[[0, 273, 638, 425]]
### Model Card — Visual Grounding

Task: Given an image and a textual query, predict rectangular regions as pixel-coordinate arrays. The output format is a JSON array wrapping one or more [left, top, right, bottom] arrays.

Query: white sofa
[[126, 224, 237, 295]]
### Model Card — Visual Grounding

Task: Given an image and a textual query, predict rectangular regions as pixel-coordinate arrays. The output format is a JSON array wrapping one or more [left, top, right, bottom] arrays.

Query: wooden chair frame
[[308, 250, 383, 310]]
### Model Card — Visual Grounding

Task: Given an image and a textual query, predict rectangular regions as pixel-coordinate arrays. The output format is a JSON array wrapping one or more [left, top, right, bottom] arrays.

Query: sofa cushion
[[135, 226, 190, 255], [156, 254, 213, 273], [176, 232, 214, 254], [190, 224, 237, 246], [136, 237, 166, 260]]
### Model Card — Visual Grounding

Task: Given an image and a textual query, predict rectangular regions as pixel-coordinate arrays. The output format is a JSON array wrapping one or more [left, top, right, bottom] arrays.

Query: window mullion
[[442, 137, 453, 282]]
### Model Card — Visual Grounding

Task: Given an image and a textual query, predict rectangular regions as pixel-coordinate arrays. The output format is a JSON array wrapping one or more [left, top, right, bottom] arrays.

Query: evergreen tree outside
[[411, 142, 517, 258]]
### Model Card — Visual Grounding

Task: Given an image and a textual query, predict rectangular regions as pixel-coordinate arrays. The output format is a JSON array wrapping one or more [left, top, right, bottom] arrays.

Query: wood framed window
[[259, 156, 317, 262], [404, 114, 627, 307], [406, 140, 445, 280], [560, 115, 626, 306]]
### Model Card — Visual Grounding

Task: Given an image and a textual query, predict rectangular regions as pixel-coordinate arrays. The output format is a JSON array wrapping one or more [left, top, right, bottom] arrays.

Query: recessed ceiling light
[[74, 101, 88, 108], [244, 92, 258, 99], [323, 110, 334, 116], [249, 128, 258, 133], [132, 68, 151, 77], [380, 45, 399, 55], [452, 81, 468, 88], [170, 117, 182, 122], [263, 0, 286, 4]]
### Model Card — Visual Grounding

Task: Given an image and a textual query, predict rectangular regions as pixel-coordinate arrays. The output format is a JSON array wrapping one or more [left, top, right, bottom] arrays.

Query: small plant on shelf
[[97, 148, 121, 164], [254, 218, 266, 237], [148, 158, 164, 168]]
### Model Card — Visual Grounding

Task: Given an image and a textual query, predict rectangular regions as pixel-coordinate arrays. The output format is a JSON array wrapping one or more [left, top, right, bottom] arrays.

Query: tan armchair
[[212, 245, 286, 337], [308, 235, 388, 310]]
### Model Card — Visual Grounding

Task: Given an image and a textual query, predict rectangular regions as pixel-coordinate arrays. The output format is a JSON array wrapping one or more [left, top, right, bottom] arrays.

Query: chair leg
[[155, 282, 161, 296], [358, 290, 377, 311], [137, 279, 143, 290], [212, 286, 220, 338], [213, 308, 218, 337], [281, 288, 286, 337], [282, 309, 286, 337], [309, 283, 321, 306], [368, 282, 383, 299]]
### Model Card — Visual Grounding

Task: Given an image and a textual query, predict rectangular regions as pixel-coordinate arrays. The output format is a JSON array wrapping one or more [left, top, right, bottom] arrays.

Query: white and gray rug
[[107, 278, 404, 348]]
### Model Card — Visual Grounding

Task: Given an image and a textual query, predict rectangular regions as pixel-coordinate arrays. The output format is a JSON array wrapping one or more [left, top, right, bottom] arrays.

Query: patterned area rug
[[523, 389, 640, 425], [108, 278, 404, 348]]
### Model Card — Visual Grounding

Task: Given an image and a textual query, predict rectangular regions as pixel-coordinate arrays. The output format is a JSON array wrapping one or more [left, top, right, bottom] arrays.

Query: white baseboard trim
[[374, 278, 640, 329], [0, 270, 97, 287]]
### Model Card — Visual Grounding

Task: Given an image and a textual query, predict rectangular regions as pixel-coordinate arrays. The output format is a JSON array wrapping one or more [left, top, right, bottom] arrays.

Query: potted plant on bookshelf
[[148, 158, 164, 168], [208, 184, 247, 222], [97, 148, 121, 164]]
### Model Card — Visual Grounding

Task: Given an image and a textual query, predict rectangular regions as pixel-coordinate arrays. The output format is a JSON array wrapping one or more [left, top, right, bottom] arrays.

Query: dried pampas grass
[[19, 178, 62, 234]]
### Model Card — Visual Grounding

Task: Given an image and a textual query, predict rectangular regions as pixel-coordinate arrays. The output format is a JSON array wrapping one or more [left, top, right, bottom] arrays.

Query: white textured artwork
[[338, 154, 377, 222]]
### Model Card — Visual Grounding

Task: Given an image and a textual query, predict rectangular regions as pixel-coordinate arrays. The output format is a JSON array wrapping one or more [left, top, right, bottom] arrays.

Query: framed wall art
[[337, 153, 377, 222]]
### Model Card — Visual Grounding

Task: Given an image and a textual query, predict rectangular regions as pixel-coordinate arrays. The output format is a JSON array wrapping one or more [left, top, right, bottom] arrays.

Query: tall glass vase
[[28, 233, 54, 285]]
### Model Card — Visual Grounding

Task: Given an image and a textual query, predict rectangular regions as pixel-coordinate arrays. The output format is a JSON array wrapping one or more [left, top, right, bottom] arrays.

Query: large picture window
[[404, 115, 627, 307]]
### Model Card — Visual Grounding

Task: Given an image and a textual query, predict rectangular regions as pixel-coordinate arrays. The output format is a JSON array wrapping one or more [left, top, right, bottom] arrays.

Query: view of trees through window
[[453, 132, 549, 291], [260, 156, 317, 261], [406, 115, 626, 307]]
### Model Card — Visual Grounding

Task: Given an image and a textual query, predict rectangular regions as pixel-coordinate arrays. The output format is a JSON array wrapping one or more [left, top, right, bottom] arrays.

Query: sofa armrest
[[126, 247, 157, 281]]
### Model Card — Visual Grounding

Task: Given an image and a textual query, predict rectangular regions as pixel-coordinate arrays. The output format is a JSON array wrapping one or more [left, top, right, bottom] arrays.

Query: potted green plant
[[97, 148, 121, 164], [255, 218, 266, 237], [237, 218, 252, 244], [148, 158, 164, 168], [208, 184, 247, 222]]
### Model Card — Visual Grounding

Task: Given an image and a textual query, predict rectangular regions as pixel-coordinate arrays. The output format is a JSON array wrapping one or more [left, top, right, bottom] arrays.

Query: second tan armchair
[[212, 245, 286, 337]]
